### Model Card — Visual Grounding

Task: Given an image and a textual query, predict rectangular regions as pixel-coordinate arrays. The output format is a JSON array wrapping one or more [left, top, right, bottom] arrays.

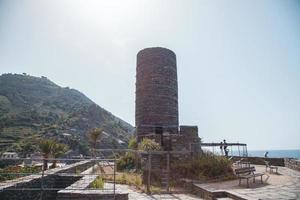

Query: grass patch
[[104, 172, 143, 189], [90, 176, 104, 189]]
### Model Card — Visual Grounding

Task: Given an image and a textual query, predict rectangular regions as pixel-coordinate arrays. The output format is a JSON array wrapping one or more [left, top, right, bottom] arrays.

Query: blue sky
[[0, 0, 299, 150]]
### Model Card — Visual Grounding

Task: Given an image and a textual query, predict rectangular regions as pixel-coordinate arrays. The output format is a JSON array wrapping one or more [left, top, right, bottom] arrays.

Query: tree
[[39, 139, 54, 170], [51, 143, 68, 168], [39, 139, 68, 170], [87, 128, 103, 157]]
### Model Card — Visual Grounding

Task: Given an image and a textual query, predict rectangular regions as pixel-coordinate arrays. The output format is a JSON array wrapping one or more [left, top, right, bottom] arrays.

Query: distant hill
[[0, 73, 134, 156]]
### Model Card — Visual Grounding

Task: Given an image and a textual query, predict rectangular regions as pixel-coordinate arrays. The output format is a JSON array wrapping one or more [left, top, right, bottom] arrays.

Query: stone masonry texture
[[136, 47, 179, 138]]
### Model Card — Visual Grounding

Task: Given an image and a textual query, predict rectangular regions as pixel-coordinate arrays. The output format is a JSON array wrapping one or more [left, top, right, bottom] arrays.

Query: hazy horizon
[[0, 0, 300, 150]]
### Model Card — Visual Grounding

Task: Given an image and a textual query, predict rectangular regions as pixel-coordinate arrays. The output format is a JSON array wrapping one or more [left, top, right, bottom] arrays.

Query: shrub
[[115, 172, 142, 188], [117, 152, 136, 171], [103, 172, 142, 188], [138, 138, 161, 151], [134, 174, 142, 187], [128, 137, 138, 149], [0, 166, 41, 182], [90, 176, 104, 189], [171, 153, 234, 181], [150, 186, 162, 194]]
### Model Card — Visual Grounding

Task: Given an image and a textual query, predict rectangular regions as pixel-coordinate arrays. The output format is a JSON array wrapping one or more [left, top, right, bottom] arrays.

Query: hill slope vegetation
[[0, 73, 134, 156]]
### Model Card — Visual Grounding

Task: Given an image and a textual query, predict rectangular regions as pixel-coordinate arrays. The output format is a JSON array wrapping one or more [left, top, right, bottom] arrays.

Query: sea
[[203, 148, 300, 159], [247, 149, 300, 159]]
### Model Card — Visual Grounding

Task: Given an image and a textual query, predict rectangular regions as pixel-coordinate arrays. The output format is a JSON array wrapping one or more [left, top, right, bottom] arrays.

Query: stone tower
[[135, 47, 200, 152], [135, 47, 179, 142]]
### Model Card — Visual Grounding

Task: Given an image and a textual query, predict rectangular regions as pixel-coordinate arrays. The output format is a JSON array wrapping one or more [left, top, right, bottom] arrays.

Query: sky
[[0, 0, 299, 150]]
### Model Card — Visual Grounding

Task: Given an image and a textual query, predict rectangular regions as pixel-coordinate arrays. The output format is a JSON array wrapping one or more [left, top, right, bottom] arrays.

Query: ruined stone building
[[135, 47, 200, 152]]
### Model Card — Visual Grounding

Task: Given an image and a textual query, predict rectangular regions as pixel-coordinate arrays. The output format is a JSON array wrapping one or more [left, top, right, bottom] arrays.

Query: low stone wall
[[57, 192, 128, 200], [0, 160, 94, 200], [0, 159, 23, 168], [0, 174, 81, 200], [189, 182, 246, 200], [284, 158, 300, 171], [57, 169, 128, 200], [58, 160, 95, 174], [232, 156, 285, 166]]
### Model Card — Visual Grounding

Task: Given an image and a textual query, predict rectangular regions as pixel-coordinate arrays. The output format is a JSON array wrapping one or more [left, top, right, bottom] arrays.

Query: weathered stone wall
[[187, 181, 247, 200], [57, 193, 128, 200], [0, 160, 94, 200], [136, 47, 179, 138], [173, 126, 200, 151], [138, 126, 200, 152], [141, 151, 198, 189], [0, 174, 81, 200], [57, 174, 129, 200], [232, 156, 285, 166], [284, 158, 300, 171], [59, 160, 95, 174]]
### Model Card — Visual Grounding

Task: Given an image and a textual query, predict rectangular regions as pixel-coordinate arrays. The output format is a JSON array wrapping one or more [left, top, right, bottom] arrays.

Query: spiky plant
[[51, 143, 68, 168], [39, 139, 55, 170]]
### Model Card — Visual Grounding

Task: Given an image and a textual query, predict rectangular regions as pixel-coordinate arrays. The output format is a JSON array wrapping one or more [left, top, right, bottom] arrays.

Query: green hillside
[[0, 73, 134, 156]]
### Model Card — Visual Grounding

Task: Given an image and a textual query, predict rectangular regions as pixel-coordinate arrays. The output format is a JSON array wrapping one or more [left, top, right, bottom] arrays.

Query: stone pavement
[[112, 183, 202, 199], [194, 165, 300, 200], [130, 192, 202, 200]]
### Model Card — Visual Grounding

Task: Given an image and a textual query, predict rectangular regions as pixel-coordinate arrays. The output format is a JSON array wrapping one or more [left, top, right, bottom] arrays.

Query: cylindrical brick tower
[[135, 47, 179, 140]]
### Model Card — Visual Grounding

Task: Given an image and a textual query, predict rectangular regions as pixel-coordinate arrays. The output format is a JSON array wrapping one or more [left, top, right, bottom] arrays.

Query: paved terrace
[[194, 165, 300, 200], [113, 183, 201, 200], [58, 177, 202, 199]]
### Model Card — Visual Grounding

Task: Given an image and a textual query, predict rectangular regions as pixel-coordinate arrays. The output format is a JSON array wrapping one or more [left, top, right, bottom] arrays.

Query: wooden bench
[[234, 161, 251, 169], [264, 161, 278, 174], [234, 166, 264, 187]]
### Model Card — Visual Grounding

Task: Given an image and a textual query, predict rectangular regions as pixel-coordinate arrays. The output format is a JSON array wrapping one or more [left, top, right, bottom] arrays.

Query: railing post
[[113, 158, 116, 199], [135, 150, 139, 170], [40, 158, 45, 200], [147, 153, 151, 194], [166, 152, 170, 193]]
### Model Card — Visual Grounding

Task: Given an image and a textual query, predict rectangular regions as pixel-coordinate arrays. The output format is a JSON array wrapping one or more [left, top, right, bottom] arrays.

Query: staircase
[[160, 169, 169, 188]]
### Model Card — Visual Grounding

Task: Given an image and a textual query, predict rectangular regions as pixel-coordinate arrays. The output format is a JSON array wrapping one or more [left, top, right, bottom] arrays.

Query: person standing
[[223, 139, 229, 157], [220, 141, 224, 155], [264, 151, 269, 158]]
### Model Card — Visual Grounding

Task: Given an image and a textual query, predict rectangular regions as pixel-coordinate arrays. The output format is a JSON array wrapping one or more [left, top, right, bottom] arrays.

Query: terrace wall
[[0, 160, 94, 200]]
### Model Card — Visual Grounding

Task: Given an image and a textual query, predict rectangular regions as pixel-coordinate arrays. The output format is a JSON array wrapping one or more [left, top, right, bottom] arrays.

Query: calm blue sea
[[203, 148, 300, 159], [247, 150, 300, 159]]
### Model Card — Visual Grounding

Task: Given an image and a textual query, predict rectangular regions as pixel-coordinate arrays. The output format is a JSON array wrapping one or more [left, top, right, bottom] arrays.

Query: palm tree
[[39, 139, 55, 170], [51, 143, 68, 168], [88, 128, 103, 158]]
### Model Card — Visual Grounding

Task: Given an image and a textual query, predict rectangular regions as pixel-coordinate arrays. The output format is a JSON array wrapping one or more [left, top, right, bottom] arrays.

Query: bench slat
[[235, 166, 255, 174]]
